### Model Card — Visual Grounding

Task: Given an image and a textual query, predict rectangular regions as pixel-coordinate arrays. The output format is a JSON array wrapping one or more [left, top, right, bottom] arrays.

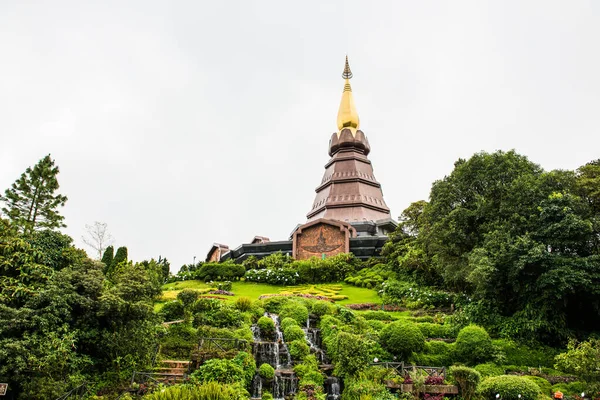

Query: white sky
[[1, 1, 599, 271]]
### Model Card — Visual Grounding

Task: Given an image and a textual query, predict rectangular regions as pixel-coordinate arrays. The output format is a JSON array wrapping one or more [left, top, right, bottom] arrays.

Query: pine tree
[[0, 154, 68, 234], [101, 245, 114, 273], [110, 246, 128, 271]]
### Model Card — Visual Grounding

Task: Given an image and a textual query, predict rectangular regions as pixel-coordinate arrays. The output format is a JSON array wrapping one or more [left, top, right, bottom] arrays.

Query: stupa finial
[[337, 56, 360, 133]]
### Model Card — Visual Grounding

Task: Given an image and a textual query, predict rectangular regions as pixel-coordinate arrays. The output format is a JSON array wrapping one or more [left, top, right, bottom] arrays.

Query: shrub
[[414, 341, 454, 366], [234, 296, 253, 312], [280, 317, 299, 331], [143, 381, 246, 400], [493, 338, 557, 368], [331, 331, 373, 378], [311, 301, 331, 317], [233, 351, 256, 387], [522, 375, 552, 396], [192, 358, 244, 384], [177, 289, 201, 308], [194, 306, 243, 328], [257, 316, 276, 338], [474, 363, 504, 378], [449, 366, 481, 400], [194, 261, 245, 281], [289, 339, 310, 361], [455, 325, 493, 365], [160, 323, 197, 359], [192, 297, 223, 313], [261, 391, 274, 400], [478, 375, 541, 400], [342, 375, 396, 400], [362, 311, 394, 321], [279, 302, 309, 325], [368, 320, 387, 331], [159, 300, 185, 321], [416, 322, 454, 339], [380, 321, 425, 360], [262, 296, 290, 313], [258, 363, 275, 380], [283, 325, 306, 342]]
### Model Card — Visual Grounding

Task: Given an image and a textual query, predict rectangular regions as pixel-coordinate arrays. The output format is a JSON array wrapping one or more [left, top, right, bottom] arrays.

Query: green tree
[[101, 245, 114, 272], [0, 154, 68, 234], [554, 339, 600, 386], [379, 321, 425, 360]]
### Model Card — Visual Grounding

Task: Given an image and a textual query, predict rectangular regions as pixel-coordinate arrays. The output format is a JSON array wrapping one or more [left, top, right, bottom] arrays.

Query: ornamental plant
[[455, 325, 493, 365], [449, 366, 481, 400], [380, 321, 425, 360], [258, 363, 275, 380], [478, 375, 541, 400]]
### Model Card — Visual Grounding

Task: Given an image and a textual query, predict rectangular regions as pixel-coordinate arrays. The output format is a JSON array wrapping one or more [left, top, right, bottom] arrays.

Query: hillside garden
[[1, 151, 599, 399]]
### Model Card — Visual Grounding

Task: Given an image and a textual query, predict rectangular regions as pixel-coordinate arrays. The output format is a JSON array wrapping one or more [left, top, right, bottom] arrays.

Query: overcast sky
[[1, 1, 599, 271]]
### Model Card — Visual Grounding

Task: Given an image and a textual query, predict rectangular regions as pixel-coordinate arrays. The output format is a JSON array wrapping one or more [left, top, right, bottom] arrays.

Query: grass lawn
[[157, 280, 381, 310]]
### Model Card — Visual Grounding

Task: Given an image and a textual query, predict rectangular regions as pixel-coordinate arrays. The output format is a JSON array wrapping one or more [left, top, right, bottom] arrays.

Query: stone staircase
[[149, 360, 190, 384]]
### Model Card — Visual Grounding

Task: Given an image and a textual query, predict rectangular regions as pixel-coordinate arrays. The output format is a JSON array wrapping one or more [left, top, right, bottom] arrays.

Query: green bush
[[159, 300, 185, 321], [311, 301, 331, 317], [262, 296, 290, 313], [279, 302, 309, 325], [192, 358, 245, 384], [143, 381, 247, 399], [193, 261, 245, 281], [380, 321, 425, 360], [283, 325, 305, 342], [414, 340, 454, 366], [416, 322, 454, 339], [474, 363, 505, 378], [233, 351, 256, 387], [192, 297, 223, 313], [160, 323, 197, 359], [493, 339, 557, 368], [280, 317, 299, 331], [261, 391, 274, 400], [194, 306, 244, 328], [257, 316, 276, 338], [289, 339, 310, 361], [551, 382, 588, 396], [258, 363, 275, 380], [455, 325, 493, 365], [362, 311, 394, 321], [367, 320, 387, 331], [449, 365, 481, 400], [341, 374, 396, 400], [479, 375, 541, 400], [234, 296, 253, 312], [522, 375, 552, 396], [177, 289, 201, 308]]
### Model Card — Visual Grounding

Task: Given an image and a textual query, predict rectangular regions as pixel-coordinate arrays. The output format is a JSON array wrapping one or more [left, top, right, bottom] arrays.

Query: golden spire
[[336, 55, 360, 135]]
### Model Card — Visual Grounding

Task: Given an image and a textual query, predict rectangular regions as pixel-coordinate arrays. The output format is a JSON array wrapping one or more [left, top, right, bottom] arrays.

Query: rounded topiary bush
[[289, 339, 310, 361], [279, 302, 309, 325], [479, 375, 541, 400], [280, 317, 299, 331], [257, 316, 276, 338], [159, 300, 185, 321], [177, 289, 201, 308], [311, 301, 331, 317], [380, 321, 425, 359], [258, 363, 275, 380], [455, 324, 493, 365], [283, 325, 305, 342], [450, 365, 481, 400]]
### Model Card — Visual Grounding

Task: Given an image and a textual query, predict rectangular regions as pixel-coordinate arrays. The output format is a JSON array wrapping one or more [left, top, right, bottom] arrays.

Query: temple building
[[212, 57, 396, 262]]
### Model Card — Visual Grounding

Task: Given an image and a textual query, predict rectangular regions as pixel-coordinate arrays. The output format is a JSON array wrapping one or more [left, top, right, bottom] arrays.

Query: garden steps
[[149, 360, 191, 383]]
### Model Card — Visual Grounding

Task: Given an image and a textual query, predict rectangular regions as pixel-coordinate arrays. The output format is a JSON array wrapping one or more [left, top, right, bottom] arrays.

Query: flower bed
[[207, 290, 234, 296], [258, 293, 334, 302], [345, 303, 406, 311]]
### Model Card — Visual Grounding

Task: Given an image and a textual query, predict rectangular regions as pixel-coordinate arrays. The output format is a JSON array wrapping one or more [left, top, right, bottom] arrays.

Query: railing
[[54, 382, 90, 400], [371, 362, 446, 378], [198, 337, 248, 352]]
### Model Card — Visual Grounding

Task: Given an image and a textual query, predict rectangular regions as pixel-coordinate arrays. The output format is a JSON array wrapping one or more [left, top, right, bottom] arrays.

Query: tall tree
[[101, 245, 114, 273], [0, 154, 68, 234], [82, 221, 114, 259]]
